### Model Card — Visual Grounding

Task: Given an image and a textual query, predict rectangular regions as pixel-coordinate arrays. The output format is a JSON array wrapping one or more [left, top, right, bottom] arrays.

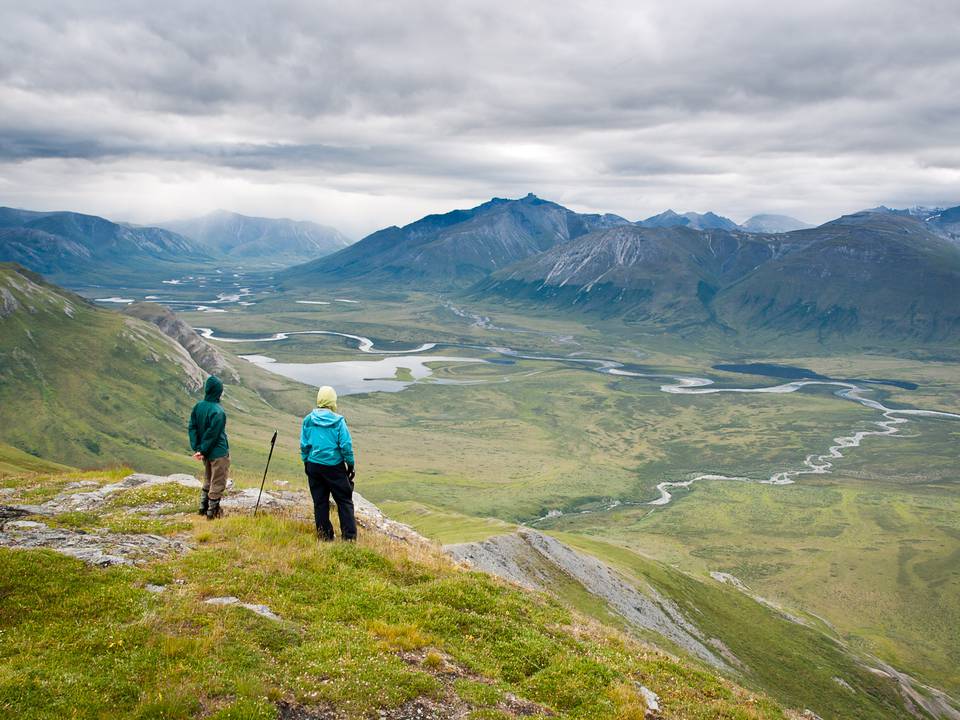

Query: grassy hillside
[[0, 442, 73, 476], [0, 467, 793, 720], [380, 502, 941, 719], [715, 213, 960, 342], [0, 263, 307, 481], [4, 272, 958, 716]]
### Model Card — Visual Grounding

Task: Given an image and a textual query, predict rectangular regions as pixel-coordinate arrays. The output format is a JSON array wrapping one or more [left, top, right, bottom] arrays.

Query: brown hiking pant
[[202, 456, 230, 500]]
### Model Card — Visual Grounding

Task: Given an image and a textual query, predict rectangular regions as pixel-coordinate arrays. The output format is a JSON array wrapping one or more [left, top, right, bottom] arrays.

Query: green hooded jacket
[[188, 376, 229, 460]]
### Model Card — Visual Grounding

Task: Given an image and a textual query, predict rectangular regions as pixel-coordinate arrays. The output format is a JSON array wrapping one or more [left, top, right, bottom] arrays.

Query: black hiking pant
[[305, 461, 357, 540]]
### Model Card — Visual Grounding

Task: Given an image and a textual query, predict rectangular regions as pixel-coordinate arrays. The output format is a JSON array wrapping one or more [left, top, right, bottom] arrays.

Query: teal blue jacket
[[188, 376, 229, 460], [300, 409, 354, 466]]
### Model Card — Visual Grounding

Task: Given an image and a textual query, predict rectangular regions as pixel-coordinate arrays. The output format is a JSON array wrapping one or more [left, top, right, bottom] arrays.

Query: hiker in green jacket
[[188, 375, 230, 520]]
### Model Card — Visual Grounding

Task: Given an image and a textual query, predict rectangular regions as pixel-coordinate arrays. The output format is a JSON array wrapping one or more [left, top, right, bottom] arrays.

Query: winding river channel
[[195, 326, 960, 508]]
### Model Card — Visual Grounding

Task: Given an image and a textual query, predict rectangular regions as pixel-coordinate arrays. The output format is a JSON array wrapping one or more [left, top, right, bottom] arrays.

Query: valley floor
[[4, 272, 960, 718]]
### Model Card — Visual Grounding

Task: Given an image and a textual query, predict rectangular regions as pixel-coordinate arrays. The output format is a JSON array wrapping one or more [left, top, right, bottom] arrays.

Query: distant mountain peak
[[158, 211, 350, 261], [740, 214, 813, 233], [280, 194, 631, 286], [639, 209, 739, 231]]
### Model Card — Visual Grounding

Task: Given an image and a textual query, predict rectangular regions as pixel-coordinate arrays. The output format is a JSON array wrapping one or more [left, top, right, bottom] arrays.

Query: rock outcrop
[[124, 302, 239, 382], [0, 519, 189, 566], [447, 529, 735, 670]]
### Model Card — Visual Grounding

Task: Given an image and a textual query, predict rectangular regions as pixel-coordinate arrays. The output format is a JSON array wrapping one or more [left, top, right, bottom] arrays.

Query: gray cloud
[[1, 0, 959, 235]]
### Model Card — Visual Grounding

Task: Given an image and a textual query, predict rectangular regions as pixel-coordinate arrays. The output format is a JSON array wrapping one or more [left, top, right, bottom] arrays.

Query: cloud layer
[[1, 0, 959, 235]]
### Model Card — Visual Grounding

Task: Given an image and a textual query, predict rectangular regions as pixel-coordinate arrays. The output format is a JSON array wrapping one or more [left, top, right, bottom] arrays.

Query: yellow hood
[[316, 385, 338, 412]]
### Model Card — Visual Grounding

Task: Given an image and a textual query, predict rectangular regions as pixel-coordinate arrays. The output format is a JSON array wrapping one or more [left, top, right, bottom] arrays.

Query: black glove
[[346, 463, 356, 482]]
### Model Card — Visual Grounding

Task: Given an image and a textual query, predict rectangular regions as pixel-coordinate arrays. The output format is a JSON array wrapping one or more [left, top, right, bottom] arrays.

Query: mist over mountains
[[0, 206, 352, 280], [158, 210, 351, 262], [639, 209, 740, 231], [740, 214, 813, 233]]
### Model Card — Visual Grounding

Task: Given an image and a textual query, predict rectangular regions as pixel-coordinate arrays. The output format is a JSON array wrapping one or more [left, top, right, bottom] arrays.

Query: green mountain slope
[[0, 263, 203, 469], [390, 503, 952, 720], [0, 264, 300, 477], [473, 224, 798, 324], [714, 211, 960, 341]]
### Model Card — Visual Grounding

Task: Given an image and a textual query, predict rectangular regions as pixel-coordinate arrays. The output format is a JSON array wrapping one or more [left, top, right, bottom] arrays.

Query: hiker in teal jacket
[[300, 386, 356, 540], [188, 375, 230, 519]]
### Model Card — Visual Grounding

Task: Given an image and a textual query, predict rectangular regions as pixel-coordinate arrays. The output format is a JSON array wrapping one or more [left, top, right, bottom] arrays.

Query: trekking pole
[[253, 430, 278, 517]]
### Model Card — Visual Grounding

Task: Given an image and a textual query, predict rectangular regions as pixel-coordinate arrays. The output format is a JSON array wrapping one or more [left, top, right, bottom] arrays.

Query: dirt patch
[[277, 700, 340, 719]]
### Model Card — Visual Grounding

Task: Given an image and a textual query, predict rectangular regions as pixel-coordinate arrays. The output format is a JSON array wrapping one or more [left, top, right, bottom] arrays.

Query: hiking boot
[[198, 490, 209, 516], [316, 527, 334, 542], [206, 497, 223, 520]]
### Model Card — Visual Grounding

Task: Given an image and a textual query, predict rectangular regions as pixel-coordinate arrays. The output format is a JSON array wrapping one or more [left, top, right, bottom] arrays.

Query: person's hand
[[346, 464, 356, 482], [192, 452, 204, 462]]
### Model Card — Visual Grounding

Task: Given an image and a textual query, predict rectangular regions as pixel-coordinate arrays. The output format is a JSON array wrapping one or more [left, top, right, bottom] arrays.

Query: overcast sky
[[1, 0, 958, 237]]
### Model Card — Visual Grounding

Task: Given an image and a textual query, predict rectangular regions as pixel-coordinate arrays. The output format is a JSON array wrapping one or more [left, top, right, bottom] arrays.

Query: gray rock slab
[[0, 518, 189, 566], [204, 595, 280, 621]]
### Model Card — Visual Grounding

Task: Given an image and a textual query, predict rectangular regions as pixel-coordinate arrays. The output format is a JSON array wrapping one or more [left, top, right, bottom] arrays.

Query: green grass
[[0, 510, 790, 720], [0, 443, 74, 476], [378, 501, 518, 544], [0, 265, 312, 484]]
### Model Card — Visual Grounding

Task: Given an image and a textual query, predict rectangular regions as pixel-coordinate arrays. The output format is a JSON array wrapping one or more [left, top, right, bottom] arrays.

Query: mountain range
[[0, 206, 352, 282], [0, 207, 208, 281], [639, 209, 741, 231], [281, 194, 960, 342], [5, 194, 960, 343], [877, 204, 960, 243], [158, 209, 351, 262], [639, 210, 811, 233], [476, 209, 960, 340], [282, 193, 630, 284]]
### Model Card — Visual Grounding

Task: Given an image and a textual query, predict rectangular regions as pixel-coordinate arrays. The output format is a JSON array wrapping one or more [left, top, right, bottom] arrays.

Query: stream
[[195, 326, 960, 508]]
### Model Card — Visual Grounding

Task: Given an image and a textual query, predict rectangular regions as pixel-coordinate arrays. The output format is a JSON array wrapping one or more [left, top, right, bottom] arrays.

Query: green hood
[[204, 375, 223, 402]]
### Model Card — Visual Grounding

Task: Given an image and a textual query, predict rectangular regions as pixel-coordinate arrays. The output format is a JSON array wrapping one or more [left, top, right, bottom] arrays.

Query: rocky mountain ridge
[[477, 209, 960, 340], [280, 193, 633, 285], [123, 301, 239, 382]]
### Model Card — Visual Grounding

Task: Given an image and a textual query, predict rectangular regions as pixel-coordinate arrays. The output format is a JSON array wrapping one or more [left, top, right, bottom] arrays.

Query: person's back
[[188, 375, 230, 519], [301, 386, 356, 540], [301, 408, 353, 466]]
